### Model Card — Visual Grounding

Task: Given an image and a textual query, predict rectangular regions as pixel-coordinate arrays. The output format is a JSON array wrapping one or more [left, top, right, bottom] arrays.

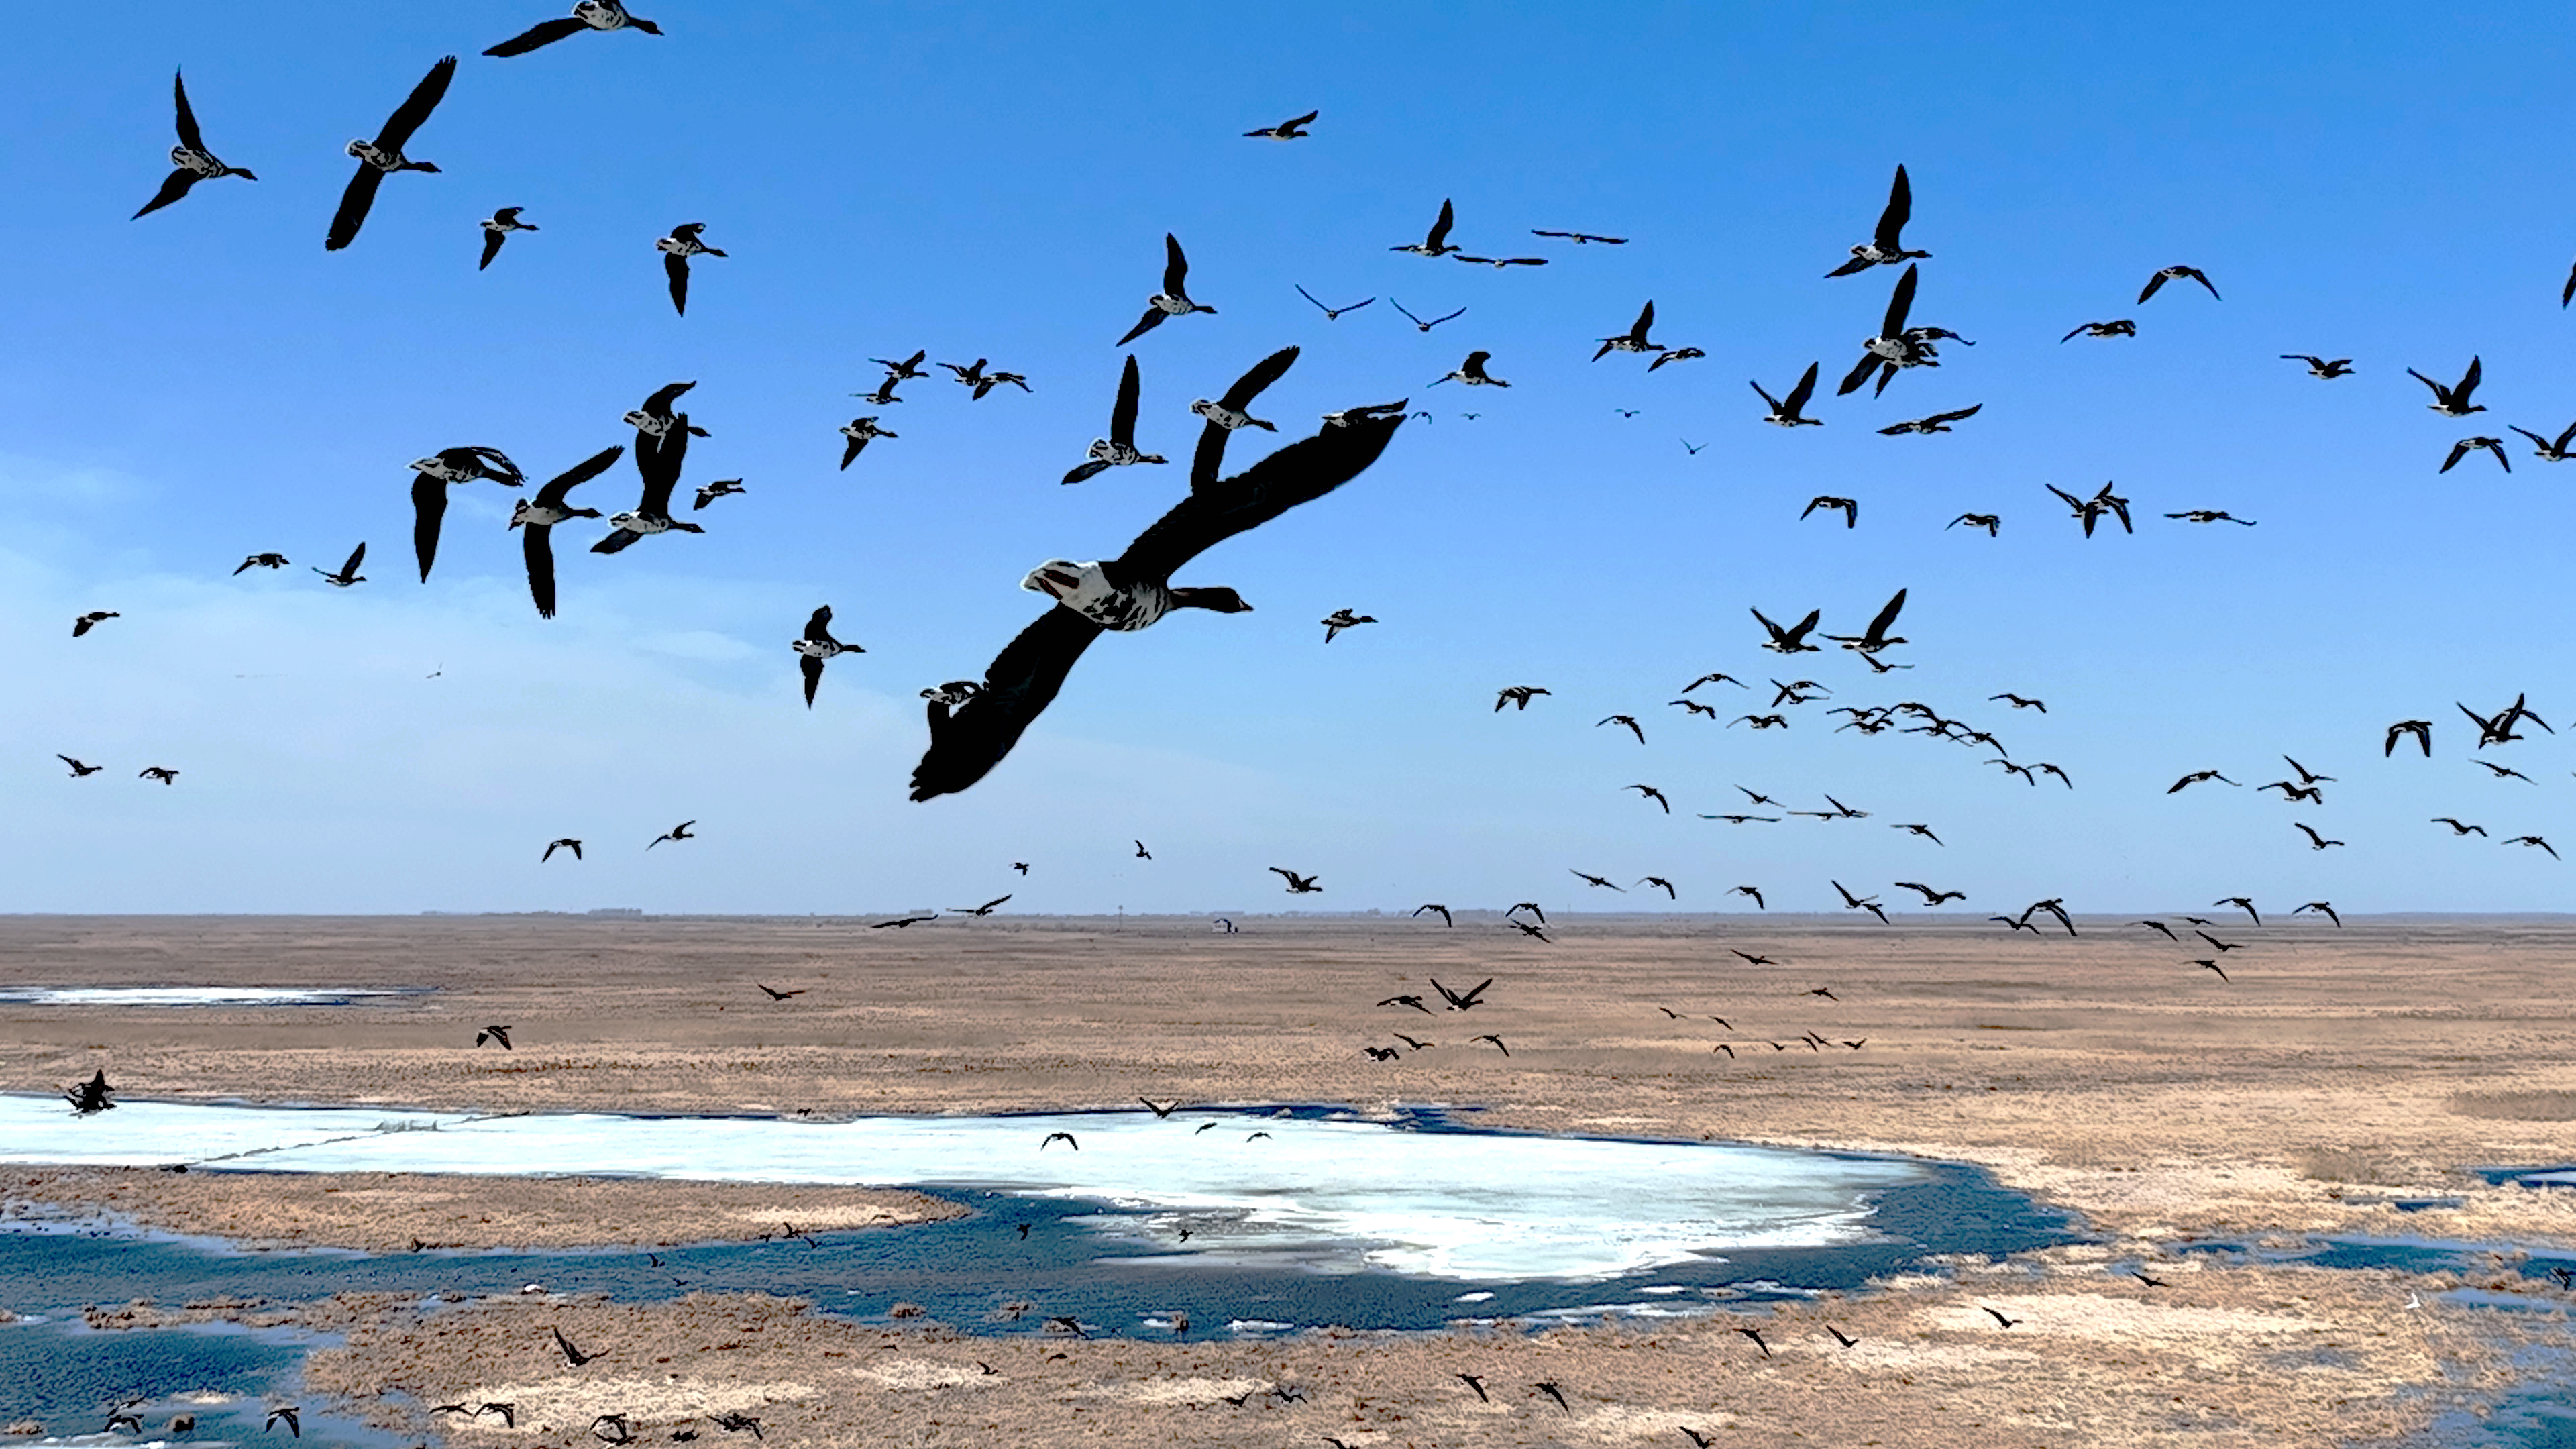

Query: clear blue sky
[[4, 3, 2571, 915]]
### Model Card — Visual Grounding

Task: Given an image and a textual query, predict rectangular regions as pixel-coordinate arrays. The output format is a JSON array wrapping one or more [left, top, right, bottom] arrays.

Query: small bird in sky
[[792, 606, 861, 708], [657, 223, 727, 316], [134, 69, 257, 220], [313, 542, 368, 587], [410, 446, 527, 584], [1627, 784, 1671, 812], [510, 445, 621, 619], [1495, 685, 1550, 711], [1949, 513, 2000, 535], [2138, 265, 2220, 303], [1271, 867, 1322, 893], [1295, 284, 1373, 320], [2061, 319, 2136, 341], [1063, 355, 1165, 483], [1534, 228, 1628, 245], [327, 56, 455, 251], [2442, 436, 2510, 473], [693, 478, 745, 510], [1896, 881, 1965, 904], [234, 552, 290, 574], [139, 766, 180, 785], [2294, 822, 2345, 850], [624, 381, 710, 441], [1243, 109, 1316, 140], [1752, 363, 1823, 426], [1598, 714, 1646, 743], [1878, 404, 1981, 435], [2167, 508, 2256, 525], [2169, 769, 2239, 793], [1118, 233, 1217, 344], [649, 820, 696, 849], [2386, 720, 2434, 757], [1452, 251, 1549, 268], [1392, 199, 1462, 256], [1413, 904, 1452, 926], [1593, 300, 1665, 361], [72, 610, 119, 637], [1831, 880, 1887, 924], [1650, 346, 1706, 372], [835, 416, 895, 470], [1389, 298, 1466, 331], [594, 418, 704, 555], [1431, 351, 1510, 388], [486, 2, 663, 57], [1825, 164, 1929, 276], [1801, 496, 1858, 528], [59, 755, 103, 777], [2284, 354, 2356, 379], [2433, 817, 2487, 836], [2508, 835, 2561, 860], [2508, 419, 2576, 462], [541, 839, 581, 862], [478, 207, 536, 269], [1321, 608, 1376, 642], [2410, 356, 2485, 416], [2294, 900, 2342, 926]]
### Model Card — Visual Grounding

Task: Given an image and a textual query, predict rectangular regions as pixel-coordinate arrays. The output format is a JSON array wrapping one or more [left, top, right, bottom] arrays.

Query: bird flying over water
[[486, 2, 663, 56], [910, 399, 1403, 800], [135, 69, 257, 219], [326, 56, 455, 251]]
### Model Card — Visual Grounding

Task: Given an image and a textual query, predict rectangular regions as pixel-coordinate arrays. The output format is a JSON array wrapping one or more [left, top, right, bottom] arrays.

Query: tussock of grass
[[2449, 1089, 2576, 1121], [2296, 1147, 2412, 1185]]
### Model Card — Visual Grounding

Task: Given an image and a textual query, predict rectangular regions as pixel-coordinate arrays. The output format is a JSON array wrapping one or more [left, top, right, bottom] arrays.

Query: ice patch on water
[[0, 1097, 1927, 1283], [0, 987, 405, 1007]]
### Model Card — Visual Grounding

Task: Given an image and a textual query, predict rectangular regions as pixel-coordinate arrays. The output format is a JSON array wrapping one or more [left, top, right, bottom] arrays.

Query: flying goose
[[59, 755, 102, 777], [1322, 401, 1409, 427], [839, 416, 896, 469], [1452, 251, 1548, 268], [657, 223, 725, 315], [326, 56, 455, 251], [1321, 608, 1376, 641], [1430, 351, 1509, 387], [1949, 512, 2000, 535], [1570, 869, 1625, 891], [1495, 685, 1550, 710], [487, 1, 662, 56], [1824, 587, 1907, 655], [2167, 769, 2238, 792], [1040, 1131, 1078, 1150], [476, 1024, 511, 1048], [1391, 199, 1460, 256], [950, 895, 1011, 916], [2509, 420, 2576, 462], [1117, 233, 1216, 344], [1598, 714, 1646, 743], [1271, 867, 1322, 893], [2508, 835, 2561, 860], [314, 542, 367, 587], [234, 552, 290, 574], [1895, 881, 1964, 904], [1752, 606, 1822, 653], [2294, 900, 2341, 926], [1295, 284, 1373, 320], [908, 405, 1403, 799], [793, 606, 861, 707], [1801, 496, 1858, 527], [1593, 301, 1664, 360], [2409, 356, 2485, 416], [1063, 356, 1166, 483], [134, 69, 257, 219], [1389, 299, 1466, 331], [1752, 362, 1823, 425], [693, 478, 745, 509], [624, 381, 710, 441], [478, 207, 536, 268], [1878, 403, 1981, 435], [1826, 164, 1929, 276], [72, 610, 119, 637], [2442, 436, 2510, 473], [1413, 903, 1452, 926], [648, 820, 695, 849], [509, 445, 623, 619], [1839, 262, 1924, 396], [2137, 265, 2219, 303], [2385, 719, 2434, 757], [409, 446, 527, 583], [593, 419, 703, 553], [1243, 109, 1316, 139], [1831, 880, 1888, 923], [2167, 508, 2255, 525], [541, 839, 582, 861], [2293, 822, 2344, 850], [2061, 319, 2135, 341], [2283, 354, 2355, 378], [1627, 783, 1671, 812], [1649, 346, 1706, 372]]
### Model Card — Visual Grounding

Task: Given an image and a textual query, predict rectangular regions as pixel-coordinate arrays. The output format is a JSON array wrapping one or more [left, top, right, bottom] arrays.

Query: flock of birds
[[52, 26, 2576, 931]]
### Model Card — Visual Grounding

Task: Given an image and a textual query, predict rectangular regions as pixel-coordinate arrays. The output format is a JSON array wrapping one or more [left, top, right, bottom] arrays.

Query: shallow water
[[0, 988, 416, 1008], [0, 1098, 1945, 1282]]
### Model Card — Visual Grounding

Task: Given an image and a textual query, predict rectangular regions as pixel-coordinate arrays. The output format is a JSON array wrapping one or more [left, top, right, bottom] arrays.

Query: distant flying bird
[[1430, 351, 1510, 388], [134, 69, 257, 219], [693, 478, 745, 510], [1825, 164, 1929, 276], [1413, 904, 1452, 926], [2409, 356, 2485, 416], [234, 552, 290, 574], [1593, 300, 1664, 361], [1752, 363, 1824, 426], [1452, 250, 1549, 268], [541, 838, 581, 862], [1598, 714, 1646, 743], [1471, 1033, 1509, 1055], [2433, 818, 2487, 836], [2473, 759, 2535, 782], [2385, 720, 2434, 757], [1831, 880, 1888, 924], [2137, 265, 2219, 303], [1752, 607, 1823, 653], [72, 610, 119, 637], [1949, 513, 2000, 535], [1730, 886, 1765, 909], [1878, 403, 1982, 435], [2167, 769, 2238, 793], [1389, 298, 1466, 331], [1570, 870, 1625, 892], [1801, 496, 1858, 527], [1990, 693, 2046, 712], [1321, 608, 1376, 642], [2216, 896, 2261, 925], [1040, 1131, 1078, 1150], [792, 606, 861, 708], [648, 820, 695, 849], [1295, 284, 1373, 320], [1982, 1306, 2024, 1329], [265, 1406, 301, 1438], [508, 444, 622, 618], [593, 417, 704, 554], [2139, 920, 2178, 940], [1063, 355, 1165, 483], [139, 765, 179, 785], [1391, 199, 1461, 256], [58, 755, 103, 777], [2508, 835, 2561, 860], [657, 222, 726, 315], [409, 445, 527, 582], [2442, 436, 2510, 473], [873, 914, 938, 928], [2167, 508, 2256, 525], [1650, 346, 1706, 372], [1892, 822, 1944, 845], [313, 542, 368, 587], [2294, 901, 2341, 926], [1627, 784, 1671, 813], [834, 416, 894, 469], [2294, 822, 2345, 851], [2195, 959, 2230, 982], [2061, 319, 2136, 341], [624, 381, 710, 441], [908, 408, 1403, 800], [2283, 354, 2355, 379], [1243, 109, 1317, 140], [1495, 685, 1550, 711], [1118, 233, 1217, 344], [326, 55, 455, 251], [1533, 229, 1627, 245], [1135, 840, 1152, 859], [478, 206, 536, 268], [2510, 419, 2576, 462], [1825, 588, 1909, 655], [1895, 881, 1964, 904], [950, 895, 1011, 916], [486, 2, 663, 56], [1270, 867, 1322, 894], [1639, 876, 1676, 899], [1837, 262, 1929, 396], [1672, 699, 1719, 718], [476, 1024, 511, 1049]]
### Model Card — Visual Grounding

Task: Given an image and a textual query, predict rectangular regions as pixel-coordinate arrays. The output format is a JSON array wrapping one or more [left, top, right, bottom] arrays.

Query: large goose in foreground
[[911, 351, 1400, 800]]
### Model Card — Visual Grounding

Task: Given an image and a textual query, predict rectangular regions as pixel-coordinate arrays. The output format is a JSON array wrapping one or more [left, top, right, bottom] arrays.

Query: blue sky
[[4, 3, 2573, 915]]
